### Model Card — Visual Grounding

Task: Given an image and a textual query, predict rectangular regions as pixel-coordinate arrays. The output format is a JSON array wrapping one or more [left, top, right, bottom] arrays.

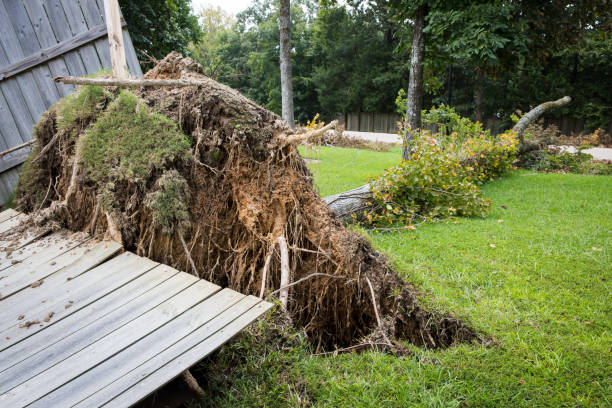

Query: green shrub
[[518, 149, 611, 175], [368, 136, 491, 227], [367, 109, 518, 228]]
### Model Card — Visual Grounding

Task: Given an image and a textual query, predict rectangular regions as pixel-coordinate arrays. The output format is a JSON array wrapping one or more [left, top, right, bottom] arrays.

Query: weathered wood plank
[[0, 230, 89, 275], [0, 1, 47, 122], [0, 279, 220, 407], [35, 288, 246, 407], [0, 249, 151, 351], [80, 0, 112, 69], [0, 264, 181, 373], [74, 296, 263, 408], [0, 229, 77, 271], [0, 236, 117, 302], [21, 0, 73, 97], [42, 0, 87, 78], [0, 239, 120, 323], [0, 240, 116, 323], [0, 147, 29, 173], [0, 267, 196, 393], [0, 22, 117, 82], [0, 213, 27, 234], [95, 0, 142, 76], [4, 0, 61, 106], [0, 209, 19, 224], [0, 87, 22, 149], [102, 298, 273, 408], [58, 0, 103, 73]]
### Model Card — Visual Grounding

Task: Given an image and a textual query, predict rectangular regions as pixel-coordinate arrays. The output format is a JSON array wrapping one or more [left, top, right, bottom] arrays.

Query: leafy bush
[[366, 109, 519, 227], [518, 148, 611, 175]]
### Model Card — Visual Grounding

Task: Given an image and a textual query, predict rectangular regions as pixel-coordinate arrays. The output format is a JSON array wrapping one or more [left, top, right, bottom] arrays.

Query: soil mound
[[14, 53, 476, 350]]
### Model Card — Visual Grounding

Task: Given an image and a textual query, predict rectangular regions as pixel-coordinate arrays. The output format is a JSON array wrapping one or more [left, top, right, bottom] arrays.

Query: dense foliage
[[181, 0, 610, 133], [120, 0, 201, 67], [367, 109, 518, 227]]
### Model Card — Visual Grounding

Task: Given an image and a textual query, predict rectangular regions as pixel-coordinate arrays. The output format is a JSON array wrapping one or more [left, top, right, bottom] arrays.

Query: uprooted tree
[[13, 53, 475, 351]]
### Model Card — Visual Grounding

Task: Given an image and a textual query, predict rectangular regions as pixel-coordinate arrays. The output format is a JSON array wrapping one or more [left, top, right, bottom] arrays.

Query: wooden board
[[0, 219, 272, 407]]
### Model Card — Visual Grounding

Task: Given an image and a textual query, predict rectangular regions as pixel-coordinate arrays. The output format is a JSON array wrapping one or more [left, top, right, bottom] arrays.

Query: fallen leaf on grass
[[489, 243, 496, 248], [592, 247, 602, 251], [497, 219, 504, 223]]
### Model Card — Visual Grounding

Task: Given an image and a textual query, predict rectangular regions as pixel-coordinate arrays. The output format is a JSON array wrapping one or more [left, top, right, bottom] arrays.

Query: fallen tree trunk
[[323, 184, 373, 222], [513, 96, 571, 143], [324, 96, 573, 222]]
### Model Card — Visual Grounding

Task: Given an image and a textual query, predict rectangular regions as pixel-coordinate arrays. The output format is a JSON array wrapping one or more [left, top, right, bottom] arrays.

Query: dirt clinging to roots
[[14, 53, 476, 351]]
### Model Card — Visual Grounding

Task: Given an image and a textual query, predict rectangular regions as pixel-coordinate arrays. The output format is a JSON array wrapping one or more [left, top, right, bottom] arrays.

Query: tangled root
[[14, 53, 477, 351]]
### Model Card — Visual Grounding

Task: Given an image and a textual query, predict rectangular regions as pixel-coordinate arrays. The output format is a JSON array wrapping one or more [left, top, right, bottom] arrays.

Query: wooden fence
[[335, 112, 402, 134], [0, 0, 141, 205]]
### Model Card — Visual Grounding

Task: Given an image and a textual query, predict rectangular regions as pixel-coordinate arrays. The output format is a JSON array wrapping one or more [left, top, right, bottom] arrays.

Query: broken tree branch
[[281, 120, 339, 145], [267, 273, 340, 297], [0, 140, 35, 158], [513, 96, 571, 143], [181, 369, 205, 399], [323, 183, 374, 222], [53, 76, 204, 88], [259, 243, 275, 298], [277, 235, 290, 311], [179, 228, 199, 277]]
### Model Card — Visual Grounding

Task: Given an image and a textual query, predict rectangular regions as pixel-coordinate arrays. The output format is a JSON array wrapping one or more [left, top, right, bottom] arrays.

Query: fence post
[[103, 0, 128, 78]]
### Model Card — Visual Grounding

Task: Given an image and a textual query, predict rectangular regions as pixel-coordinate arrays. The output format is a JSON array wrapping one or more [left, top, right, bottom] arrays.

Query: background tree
[[119, 0, 201, 68], [279, 0, 296, 128]]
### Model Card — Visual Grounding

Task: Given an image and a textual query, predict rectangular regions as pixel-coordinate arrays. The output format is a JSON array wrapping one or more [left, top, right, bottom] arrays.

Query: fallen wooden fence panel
[[0, 209, 272, 407]]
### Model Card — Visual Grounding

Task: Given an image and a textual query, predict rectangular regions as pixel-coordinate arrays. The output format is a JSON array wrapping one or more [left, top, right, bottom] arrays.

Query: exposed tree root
[[15, 52, 478, 352]]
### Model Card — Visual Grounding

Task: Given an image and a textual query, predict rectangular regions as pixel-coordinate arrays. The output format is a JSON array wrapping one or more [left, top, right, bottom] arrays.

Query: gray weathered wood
[[58, 0, 103, 73], [76, 295, 263, 407], [0, 240, 123, 326], [0, 229, 78, 271], [102, 298, 273, 408], [0, 249, 151, 351], [0, 208, 19, 223], [0, 1, 47, 121], [0, 148, 29, 173], [21, 0, 73, 97], [42, 0, 87, 78], [0, 22, 118, 82], [0, 264, 181, 373], [0, 267, 196, 393], [34, 288, 246, 407], [0, 280, 219, 407], [0, 230, 89, 275], [0, 237, 120, 302], [4, 0, 61, 105], [0, 213, 27, 234]]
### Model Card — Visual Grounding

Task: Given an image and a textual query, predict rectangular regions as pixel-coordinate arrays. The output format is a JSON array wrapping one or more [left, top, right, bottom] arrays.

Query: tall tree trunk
[[475, 70, 484, 123], [403, 4, 427, 160], [279, 0, 295, 130]]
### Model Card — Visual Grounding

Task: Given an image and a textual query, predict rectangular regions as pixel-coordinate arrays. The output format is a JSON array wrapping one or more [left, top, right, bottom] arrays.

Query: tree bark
[[323, 184, 374, 222], [513, 96, 571, 143], [402, 4, 427, 160], [279, 0, 295, 130], [475, 70, 484, 124]]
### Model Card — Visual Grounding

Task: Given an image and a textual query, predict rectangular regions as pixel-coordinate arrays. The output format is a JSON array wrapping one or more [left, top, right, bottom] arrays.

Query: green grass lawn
[[197, 146, 611, 407]]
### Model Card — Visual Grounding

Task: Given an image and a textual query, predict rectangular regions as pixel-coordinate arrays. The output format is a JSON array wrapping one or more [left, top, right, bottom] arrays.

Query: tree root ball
[[15, 53, 477, 351]]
